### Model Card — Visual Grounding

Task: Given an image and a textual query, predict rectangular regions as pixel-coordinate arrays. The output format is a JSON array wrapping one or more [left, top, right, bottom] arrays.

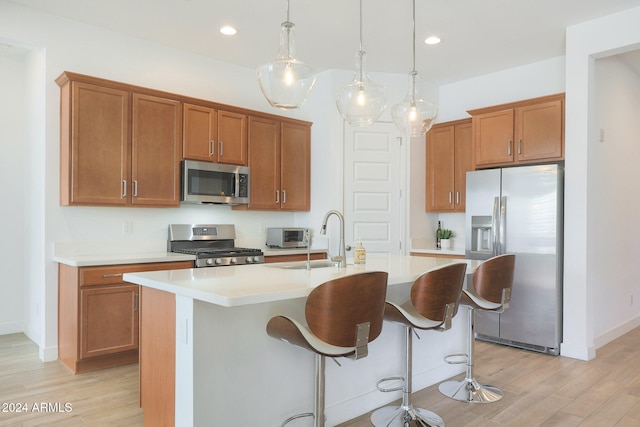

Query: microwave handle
[[234, 172, 239, 197]]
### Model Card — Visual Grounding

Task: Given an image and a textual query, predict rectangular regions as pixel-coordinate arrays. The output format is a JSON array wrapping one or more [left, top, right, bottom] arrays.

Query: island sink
[[267, 260, 339, 270]]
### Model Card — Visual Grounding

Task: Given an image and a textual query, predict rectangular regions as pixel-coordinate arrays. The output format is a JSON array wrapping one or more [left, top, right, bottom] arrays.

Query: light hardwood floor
[[0, 334, 142, 426], [2, 329, 640, 426]]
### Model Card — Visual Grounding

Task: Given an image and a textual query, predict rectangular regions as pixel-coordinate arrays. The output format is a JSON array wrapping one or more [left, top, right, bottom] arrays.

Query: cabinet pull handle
[[282, 190, 287, 204], [508, 140, 512, 156], [102, 273, 123, 278], [122, 180, 127, 197], [449, 191, 453, 205], [210, 140, 215, 156], [134, 293, 139, 312], [456, 191, 460, 205], [219, 141, 224, 157], [518, 139, 522, 154], [133, 180, 138, 197], [275, 190, 280, 204]]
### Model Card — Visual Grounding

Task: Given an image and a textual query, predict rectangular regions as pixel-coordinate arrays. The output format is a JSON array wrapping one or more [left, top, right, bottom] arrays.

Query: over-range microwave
[[181, 160, 249, 205]]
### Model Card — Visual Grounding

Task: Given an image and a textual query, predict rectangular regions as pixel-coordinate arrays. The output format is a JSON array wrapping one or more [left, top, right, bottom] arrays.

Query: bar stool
[[266, 271, 388, 427], [438, 253, 515, 403], [371, 263, 468, 427]]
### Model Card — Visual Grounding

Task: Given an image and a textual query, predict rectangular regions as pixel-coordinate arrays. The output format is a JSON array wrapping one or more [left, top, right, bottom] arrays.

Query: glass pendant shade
[[257, 20, 316, 109], [391, 70, 437, 137], [393, 0, 438, 137], [336, 51, 387, 125]]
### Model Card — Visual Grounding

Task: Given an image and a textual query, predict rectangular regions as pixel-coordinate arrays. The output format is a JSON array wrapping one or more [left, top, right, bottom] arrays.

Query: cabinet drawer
[[80, 261, 193, 286]]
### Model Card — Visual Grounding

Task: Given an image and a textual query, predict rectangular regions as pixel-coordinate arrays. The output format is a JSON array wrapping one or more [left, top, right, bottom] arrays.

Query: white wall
[[564, 5, 640, 360], [590, 56, 640, 344], [0, 45, 27, 334]]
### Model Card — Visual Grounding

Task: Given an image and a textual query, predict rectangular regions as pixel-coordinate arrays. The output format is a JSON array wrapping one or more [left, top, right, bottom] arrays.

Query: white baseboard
[[594, 315, 640, 350]]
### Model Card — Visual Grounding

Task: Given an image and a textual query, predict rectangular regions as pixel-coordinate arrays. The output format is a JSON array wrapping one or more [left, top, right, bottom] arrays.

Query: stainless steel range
[[168, 224, 264, 267]]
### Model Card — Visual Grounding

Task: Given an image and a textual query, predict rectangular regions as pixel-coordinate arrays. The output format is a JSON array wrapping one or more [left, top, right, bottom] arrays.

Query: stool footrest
[[281, 412, 313, 426], [444, 352, 468, 365], [376, 376, 404, 393]]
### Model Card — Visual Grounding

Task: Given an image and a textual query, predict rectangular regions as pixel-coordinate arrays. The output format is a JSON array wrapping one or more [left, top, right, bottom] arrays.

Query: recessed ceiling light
[[220, 26, 237, 36], [424, 36, 441, 45]]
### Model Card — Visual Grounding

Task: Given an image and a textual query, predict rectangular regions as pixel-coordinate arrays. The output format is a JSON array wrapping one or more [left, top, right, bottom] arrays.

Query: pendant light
[[335, 0, 387, 125], [257, 0, 317, 109], [391, 0, 437, 137]]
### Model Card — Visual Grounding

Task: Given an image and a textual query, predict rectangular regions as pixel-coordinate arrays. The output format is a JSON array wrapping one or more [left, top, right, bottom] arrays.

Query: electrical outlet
[[122, 221, 133, 235]]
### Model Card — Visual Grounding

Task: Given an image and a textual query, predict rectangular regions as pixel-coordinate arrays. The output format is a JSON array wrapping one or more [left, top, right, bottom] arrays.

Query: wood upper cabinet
[[57, 73, 181, 207], [60, 81, 130, 206], [470, 94, 564, 169], [280, 121, 311, 211], [183, 103, 247, 165], [58, 260, 192, 374], [132, 94, 181, 206], [426, 119, 472, 212], [243, 117, 311, 211]]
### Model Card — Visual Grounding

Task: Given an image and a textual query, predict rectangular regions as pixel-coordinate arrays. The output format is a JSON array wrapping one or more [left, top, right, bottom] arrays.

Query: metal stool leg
[[281, 354, 326, 426], [438, 306, 504, 403], [371, 326, 444, 427]]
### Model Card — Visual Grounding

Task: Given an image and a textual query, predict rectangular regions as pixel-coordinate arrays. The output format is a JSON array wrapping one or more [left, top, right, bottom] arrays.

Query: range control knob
[[246, 257, 253, 263], [215, 258, 223, 265], [231, 257, 238, 264], [206, 258, 214, 266]]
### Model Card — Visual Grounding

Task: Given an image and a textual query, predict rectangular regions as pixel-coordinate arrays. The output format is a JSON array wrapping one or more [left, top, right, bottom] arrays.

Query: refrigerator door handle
[[499, 196, 507, 254], [492, 196, 500, 256]]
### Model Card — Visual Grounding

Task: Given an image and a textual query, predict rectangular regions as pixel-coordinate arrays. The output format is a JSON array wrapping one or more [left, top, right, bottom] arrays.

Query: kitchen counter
[[124, 254, 478, 307], [124, 254, 479, 426]]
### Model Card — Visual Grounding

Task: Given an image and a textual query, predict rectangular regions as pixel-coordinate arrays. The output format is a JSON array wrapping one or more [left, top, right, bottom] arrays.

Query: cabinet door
[[131, 93, 182, 207], [217, 110, 248, 165], [247, 117, 281, 209], [66, 82, 130, 206], [280, 122, 311, 211], [453, 122, 472, 212], [515, 99, 563, 163], [183, 103, 217, 162], [473, 109, 514, 167], [80, 284, 139, 359], [426, 125, 455, 211]]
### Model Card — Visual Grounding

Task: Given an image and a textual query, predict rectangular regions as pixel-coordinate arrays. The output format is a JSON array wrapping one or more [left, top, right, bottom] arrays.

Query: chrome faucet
[[320, 210, 347, 268]]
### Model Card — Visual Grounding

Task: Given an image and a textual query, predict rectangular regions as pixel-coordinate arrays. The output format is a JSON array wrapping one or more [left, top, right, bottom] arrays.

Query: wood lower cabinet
[[426, 119, 472, 212], [469, 94, 564, 169], [183, 103, 248, 165], [58, 260, 192, 374], [57, 72, 181, 207], [242, 117, 311, 211]]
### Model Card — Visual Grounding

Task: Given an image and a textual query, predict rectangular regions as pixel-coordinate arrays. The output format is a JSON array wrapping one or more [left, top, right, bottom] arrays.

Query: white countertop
[[52, 241, 327, 267], [123, 254, 480, 308]]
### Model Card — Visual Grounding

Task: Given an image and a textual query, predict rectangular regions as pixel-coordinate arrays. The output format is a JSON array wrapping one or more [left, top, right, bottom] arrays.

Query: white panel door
[[344, 122, 404, 255]]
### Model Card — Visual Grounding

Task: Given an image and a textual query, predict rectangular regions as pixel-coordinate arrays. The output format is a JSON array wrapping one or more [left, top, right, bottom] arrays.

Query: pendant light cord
[[412, 0, 416, 74], [286, 0, 291, 22], [359, 0, 363, 53]]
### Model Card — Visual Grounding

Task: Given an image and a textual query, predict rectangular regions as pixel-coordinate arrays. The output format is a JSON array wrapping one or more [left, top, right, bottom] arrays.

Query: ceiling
[[7, 0, 640, 84]]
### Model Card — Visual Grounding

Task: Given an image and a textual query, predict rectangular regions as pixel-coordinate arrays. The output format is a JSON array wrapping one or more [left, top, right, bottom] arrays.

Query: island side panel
[[140, 286, 176, 427]]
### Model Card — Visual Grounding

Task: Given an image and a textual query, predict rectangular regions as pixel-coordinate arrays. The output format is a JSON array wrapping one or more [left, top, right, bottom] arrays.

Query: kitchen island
[[123, 254, 481, 426]]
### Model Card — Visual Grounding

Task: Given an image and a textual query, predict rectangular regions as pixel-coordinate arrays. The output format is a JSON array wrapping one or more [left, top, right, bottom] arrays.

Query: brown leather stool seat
[[438, 253, 516, 403], [267, 271, 388, 427], [371, 262, 468, 427]]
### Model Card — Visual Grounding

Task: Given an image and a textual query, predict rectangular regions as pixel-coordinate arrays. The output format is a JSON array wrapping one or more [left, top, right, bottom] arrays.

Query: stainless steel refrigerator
[[466, 164, 563, 355]]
